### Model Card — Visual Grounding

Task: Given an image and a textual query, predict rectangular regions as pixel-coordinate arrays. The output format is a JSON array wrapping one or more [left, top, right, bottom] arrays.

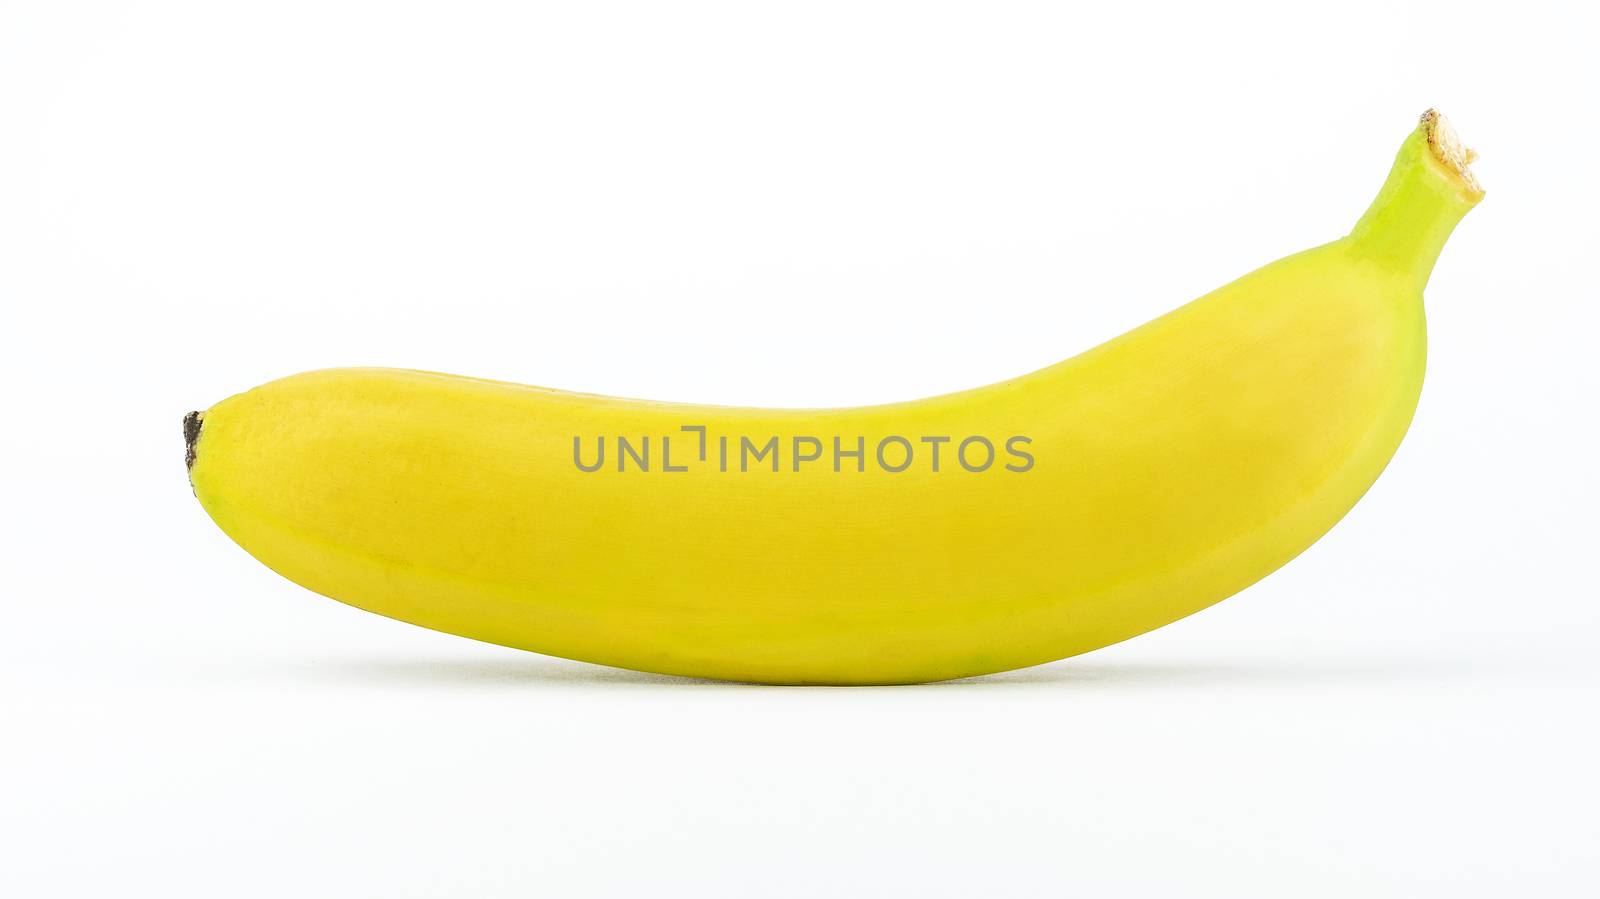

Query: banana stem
[[1348, 109, 1483, 291]]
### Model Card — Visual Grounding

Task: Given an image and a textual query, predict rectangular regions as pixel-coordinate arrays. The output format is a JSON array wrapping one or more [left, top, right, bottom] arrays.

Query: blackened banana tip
[[184, 411, 204, 471]]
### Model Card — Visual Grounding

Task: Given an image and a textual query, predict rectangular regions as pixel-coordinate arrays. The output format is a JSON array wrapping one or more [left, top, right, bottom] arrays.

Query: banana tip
[[1420, 108, 1483, 198], [184, 411, 204, 471]]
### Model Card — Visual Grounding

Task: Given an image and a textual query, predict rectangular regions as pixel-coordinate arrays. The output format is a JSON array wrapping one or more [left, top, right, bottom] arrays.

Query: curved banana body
[[188, 112, 1481, 683]]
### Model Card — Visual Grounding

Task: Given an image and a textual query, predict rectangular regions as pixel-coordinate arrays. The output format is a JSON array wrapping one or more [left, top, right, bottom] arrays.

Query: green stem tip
[[1348, 109, 1484, 290]]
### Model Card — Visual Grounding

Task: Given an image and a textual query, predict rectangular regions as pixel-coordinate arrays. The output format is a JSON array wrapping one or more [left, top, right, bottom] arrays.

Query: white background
[[3, 1, 1597, 895]]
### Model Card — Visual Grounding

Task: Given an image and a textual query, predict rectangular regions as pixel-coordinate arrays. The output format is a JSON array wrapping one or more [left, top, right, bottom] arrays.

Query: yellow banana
[[187, 110, 1482, 684]]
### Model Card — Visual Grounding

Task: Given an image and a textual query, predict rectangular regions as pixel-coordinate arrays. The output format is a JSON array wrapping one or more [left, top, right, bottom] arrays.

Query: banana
[[186, 110, 1482, 684]]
